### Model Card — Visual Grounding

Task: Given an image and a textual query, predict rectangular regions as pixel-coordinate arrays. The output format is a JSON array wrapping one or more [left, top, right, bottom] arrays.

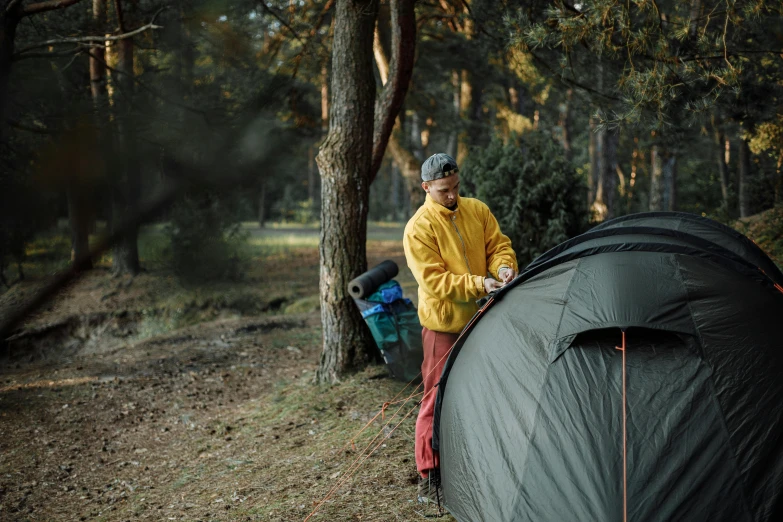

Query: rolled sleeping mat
[[348, 260, 399, 299]]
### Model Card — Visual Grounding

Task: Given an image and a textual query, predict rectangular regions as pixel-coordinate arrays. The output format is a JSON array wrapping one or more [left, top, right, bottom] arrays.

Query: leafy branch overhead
[[509, 0, 783, 127]]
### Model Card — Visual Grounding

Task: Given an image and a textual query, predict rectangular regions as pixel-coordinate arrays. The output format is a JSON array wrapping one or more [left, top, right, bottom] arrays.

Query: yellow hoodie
[[403, 194, 517, 334]]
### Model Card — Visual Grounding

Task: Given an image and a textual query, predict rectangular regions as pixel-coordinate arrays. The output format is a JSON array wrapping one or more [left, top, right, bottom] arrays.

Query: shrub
[[461, 131, 589, 267], [166, 192, 249, 283]]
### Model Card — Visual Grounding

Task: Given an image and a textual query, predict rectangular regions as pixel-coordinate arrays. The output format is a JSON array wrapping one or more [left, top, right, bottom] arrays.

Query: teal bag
[[355, 281, 423, 383]]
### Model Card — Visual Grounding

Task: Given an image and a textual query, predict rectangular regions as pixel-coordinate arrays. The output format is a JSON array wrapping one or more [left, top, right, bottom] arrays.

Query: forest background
[[0, 1, 782, 519]]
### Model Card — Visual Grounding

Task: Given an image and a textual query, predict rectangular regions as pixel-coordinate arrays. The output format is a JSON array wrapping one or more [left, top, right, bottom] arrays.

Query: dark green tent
[[433, 212, 783, 521]]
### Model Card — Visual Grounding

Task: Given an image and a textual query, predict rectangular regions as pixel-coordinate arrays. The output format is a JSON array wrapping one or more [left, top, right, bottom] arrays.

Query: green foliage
[[274, 186, 318, 224], [734, 207, 783, 269], [509, 0, 783, 128], [0, 174, 56, 285], [166, 192, 249, 284], [461, 132, 589, 267]]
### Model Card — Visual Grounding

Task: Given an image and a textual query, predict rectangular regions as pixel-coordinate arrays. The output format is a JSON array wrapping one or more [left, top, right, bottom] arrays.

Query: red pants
[[415, 327, 460, 477]]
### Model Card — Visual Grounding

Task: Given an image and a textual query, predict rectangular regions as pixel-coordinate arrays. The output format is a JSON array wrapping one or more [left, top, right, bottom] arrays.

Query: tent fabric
[[591, 211, 783, 286], [432, 212, 783, 522]]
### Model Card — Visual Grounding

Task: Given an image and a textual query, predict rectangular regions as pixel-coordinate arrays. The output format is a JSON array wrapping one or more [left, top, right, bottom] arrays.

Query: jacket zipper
[[451, 214, 472, 274]]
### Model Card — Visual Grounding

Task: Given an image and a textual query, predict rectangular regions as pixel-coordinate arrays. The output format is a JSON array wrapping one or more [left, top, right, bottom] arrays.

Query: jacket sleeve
[[482, 204, 518, 279], [404, 220, 486, 303]]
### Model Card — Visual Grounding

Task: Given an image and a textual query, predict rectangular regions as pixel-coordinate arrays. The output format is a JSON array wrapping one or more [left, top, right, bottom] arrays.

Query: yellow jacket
[[403, 194, 517, 334]]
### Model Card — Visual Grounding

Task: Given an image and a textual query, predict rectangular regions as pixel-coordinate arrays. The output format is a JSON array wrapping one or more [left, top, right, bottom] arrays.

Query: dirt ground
[[0, 236, 452, 521]]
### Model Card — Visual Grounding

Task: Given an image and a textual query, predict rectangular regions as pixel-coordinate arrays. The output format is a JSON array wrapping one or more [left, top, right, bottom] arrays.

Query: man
[[403, 152, 517, 505]]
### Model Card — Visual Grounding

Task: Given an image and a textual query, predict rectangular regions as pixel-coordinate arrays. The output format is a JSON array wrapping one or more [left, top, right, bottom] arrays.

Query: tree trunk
[[590, 122, 612, 221], [456, 69, 472, 165], [321, 64, 329, 132], [308, 145, 317, 202], [712, 118, 731, 210], [662, 152, 677, 211], [588, 116, 597, 205], [604, 127, 618, 219], [649, 143, 664, 211], [409, 110, 425, 162], [738, 132, 752, 218], [258, 179, 266, 227], [0, 6, 19, 144], [315, 0, 379, 384], [559, 88, 573, 162], [627, 136, 640, 214], [386, 119, 423, 211], [445, 70, 459, 157], [588, 115, 605, 215], [89, 0, 108, 108], [390, 160, 401, 220], [111, 30, 140, 276], [67, 185, 93, 270]]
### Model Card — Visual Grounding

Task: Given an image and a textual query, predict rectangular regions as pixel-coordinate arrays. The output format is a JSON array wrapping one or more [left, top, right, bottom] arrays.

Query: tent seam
[[512, 260, 582, 510], [672, 254, 755, 521], [552, 259, 582, 342]]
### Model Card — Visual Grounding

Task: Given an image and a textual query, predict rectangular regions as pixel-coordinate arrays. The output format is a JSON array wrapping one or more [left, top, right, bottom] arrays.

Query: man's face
[[423, 174, 460, 210]]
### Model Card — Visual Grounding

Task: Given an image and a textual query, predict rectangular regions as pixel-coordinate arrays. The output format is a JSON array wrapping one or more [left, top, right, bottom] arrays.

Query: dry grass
[[0, 224, 451, 521]]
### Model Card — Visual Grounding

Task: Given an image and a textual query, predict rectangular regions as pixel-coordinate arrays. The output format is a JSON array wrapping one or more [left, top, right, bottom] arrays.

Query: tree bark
[[457, 69, 473, 165], [111, 17, 140, 276], [738, 131, 752, 218], [0, 4, 20, 144], [711, 116, 731, 210], [308, 145, 317, 202], [89, 0, 107, 108], [588, 115, 604, 214], [604, 127, 618, 219], [649, 143, 664, 211], [559, 88, 573, 161], [445, 70, 459, 157], [662, 151, 677, 211], [369, 0, 415, 182], [321, 64, 329, 132], [258, 179, 266, 228], [67, 185, 93, 270], [315, 0, 380, 384]]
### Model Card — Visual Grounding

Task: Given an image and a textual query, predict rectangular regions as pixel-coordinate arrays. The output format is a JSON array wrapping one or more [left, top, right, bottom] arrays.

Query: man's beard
[[447, 202, 458, 211]]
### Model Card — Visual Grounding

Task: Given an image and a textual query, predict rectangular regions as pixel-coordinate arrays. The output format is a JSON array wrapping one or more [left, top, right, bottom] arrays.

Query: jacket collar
[[425, 193, 460, 218]]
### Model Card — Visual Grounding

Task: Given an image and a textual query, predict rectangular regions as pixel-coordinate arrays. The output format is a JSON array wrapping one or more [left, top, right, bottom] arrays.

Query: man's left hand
[[499, 267, 517, 284]]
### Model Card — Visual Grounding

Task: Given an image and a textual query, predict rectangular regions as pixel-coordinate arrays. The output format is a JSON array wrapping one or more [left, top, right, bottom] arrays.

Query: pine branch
[[6, 119, 54, 134], [258, 1, 305, 44], [14, 20, 163, 56]]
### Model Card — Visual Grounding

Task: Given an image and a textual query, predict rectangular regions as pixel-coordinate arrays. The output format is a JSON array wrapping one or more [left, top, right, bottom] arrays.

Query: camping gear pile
[[349, 260, 423, 383], [433, 212, 783, 521]]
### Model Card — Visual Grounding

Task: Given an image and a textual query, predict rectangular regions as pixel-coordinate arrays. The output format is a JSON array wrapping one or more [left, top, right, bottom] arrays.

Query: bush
[[461, 132, 589, 267], [166, 192, 249, 283]]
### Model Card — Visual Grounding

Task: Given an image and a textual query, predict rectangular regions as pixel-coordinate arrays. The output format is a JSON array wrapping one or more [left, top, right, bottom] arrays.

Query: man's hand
[[484, 277, 503, 293], [498, 267, 517, 284]]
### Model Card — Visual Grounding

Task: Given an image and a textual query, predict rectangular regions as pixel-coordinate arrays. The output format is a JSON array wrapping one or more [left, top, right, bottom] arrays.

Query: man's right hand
[[484, 277, 503, 293]]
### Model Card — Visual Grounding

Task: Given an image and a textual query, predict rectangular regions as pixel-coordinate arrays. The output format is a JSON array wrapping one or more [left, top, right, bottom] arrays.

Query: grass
[[0, 216, 439, 521], [733, 207, 783, 270]]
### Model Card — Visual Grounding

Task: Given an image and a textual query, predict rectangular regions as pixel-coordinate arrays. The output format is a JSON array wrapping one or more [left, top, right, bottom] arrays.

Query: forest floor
[[0, 222, 454, 522], [1, 210, 780, 522]]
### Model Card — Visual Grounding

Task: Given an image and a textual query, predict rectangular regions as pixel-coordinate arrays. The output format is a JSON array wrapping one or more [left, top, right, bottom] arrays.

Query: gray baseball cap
[[421, 153, 459, 182]]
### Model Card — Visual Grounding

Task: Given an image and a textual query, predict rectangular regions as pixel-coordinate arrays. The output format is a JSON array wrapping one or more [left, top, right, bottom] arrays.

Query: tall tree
[[0, 0, 84, 145], [738, 129, 753, 218], [315, 0, 415, 383], [110, 0, 140, 275]]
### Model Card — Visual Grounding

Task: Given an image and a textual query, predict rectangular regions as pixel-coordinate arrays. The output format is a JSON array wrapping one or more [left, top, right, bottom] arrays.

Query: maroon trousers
[[415, 327, 460, 477]]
